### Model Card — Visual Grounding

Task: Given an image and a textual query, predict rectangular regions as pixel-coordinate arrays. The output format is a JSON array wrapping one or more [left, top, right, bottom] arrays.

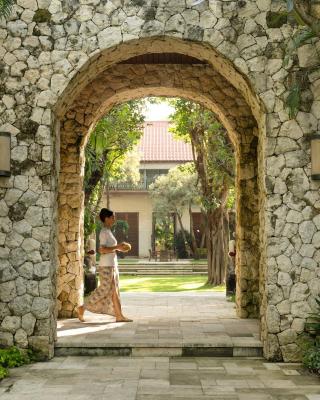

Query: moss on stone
[[131, 0, 145, 6], [266, 11, 287, 28], [33, 9, 51, 23], [144, 7, 156, 21], [8, 203, 28, 222]]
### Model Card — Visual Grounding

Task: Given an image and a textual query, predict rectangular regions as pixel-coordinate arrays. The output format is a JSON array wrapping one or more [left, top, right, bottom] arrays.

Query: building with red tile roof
[[138, 121, 193, 162], [106, 120, 201, 257]]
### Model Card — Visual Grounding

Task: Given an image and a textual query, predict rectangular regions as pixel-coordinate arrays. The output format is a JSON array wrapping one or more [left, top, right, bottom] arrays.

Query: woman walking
[[77, 208, 132, 323]]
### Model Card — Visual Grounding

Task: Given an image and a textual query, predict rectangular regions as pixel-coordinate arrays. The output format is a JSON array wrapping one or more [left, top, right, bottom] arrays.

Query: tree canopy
[[169, 99, 235, 284], [149, 163, 199, 254], [149, 163, 199, 217], [84, 100, 145, 239], [169, 99, 234, 213]]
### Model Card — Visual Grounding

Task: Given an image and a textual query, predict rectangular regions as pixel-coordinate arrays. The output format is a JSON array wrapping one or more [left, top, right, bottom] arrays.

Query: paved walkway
[[57, 293, 261, 351], [1, 356, 319, 400]]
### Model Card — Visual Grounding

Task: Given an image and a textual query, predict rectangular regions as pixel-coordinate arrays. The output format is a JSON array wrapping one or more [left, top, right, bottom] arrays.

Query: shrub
[[301, 340, 320, 375], [174, 230, 192, 259], [299, 297, 320, 375], [0, 365, 8, 380], [0, 347, 37, 381]]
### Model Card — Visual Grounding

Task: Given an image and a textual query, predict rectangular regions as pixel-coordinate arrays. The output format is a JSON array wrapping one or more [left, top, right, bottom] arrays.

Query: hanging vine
[[267, 1, 320, 117]]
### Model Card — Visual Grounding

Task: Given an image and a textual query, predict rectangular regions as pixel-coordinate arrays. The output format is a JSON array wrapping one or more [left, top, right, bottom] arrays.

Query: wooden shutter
[[192, 212, 206, 248], [115, 212, 139, 256]]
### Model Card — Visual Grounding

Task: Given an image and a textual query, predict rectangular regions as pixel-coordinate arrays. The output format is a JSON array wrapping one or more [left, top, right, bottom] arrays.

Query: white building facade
[[105, 121, 200, 257]]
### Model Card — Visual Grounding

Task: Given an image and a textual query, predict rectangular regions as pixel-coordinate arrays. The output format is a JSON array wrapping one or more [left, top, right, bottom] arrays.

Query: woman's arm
[[99, 244, 122, 254]]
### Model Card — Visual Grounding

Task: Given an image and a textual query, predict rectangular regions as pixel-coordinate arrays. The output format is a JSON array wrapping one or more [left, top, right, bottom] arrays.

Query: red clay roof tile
[[138, 121, 193, 162]]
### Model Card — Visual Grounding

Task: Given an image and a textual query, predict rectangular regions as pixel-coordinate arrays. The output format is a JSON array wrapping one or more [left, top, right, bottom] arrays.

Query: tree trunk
[[106, 173, 110, 208], [188, 204, 198, 257], [84, 149, 109, 206], [200, 210, 206, 248], [176, 212, 193, 257], [206, 206, 228, 285]]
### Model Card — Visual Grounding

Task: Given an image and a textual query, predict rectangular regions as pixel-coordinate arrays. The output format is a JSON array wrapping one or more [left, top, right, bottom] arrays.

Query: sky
[[143, 101, 175, 121]]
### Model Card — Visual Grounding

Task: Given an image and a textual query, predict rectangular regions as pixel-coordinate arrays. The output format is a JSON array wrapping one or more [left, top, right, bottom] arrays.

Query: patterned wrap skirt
[[84, 266, 120, 316]]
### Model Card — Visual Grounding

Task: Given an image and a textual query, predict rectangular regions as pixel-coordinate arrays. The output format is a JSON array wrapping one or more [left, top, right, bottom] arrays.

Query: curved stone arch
[[57, 62, 264, 332], [55, 37, 264, 124], [68, 66, 255, 147], [1, 0, 319, 363]]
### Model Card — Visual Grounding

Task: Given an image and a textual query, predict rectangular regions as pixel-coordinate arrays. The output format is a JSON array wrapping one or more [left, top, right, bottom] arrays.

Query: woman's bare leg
[[111, 281, 132, 322], [77, 305, 85, 322]]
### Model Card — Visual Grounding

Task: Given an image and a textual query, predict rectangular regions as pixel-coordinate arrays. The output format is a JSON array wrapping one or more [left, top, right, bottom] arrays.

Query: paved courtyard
[[57, 292, 261, 352], [0, 356, 319, 400]]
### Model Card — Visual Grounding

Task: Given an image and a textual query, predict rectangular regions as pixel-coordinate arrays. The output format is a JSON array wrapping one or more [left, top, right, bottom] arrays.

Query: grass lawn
[[119, 274, 225, 292], [118, 258, 139, 264]]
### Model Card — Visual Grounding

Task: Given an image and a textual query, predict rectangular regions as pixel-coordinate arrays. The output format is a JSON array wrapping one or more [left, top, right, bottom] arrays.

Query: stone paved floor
[[57, 292, 261, 348], [0, 356, 319, 399]]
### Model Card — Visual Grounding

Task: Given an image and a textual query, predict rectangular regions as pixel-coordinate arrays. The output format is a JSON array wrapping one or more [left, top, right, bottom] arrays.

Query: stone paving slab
[[56, 293, 261, 355], [0, 357, 319, 400]]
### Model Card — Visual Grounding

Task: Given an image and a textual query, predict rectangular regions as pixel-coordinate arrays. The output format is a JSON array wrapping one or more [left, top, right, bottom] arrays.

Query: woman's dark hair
[[99, 208, 114, 222]]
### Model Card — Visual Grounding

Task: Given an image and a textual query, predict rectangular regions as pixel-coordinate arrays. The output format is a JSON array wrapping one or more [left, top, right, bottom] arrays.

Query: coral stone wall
[[0, 0, 318, 361]]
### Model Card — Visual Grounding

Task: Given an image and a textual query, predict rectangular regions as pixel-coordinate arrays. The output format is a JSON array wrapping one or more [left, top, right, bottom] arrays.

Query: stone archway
[[55, 40, 266, 347], [1, 1, 319, 362]]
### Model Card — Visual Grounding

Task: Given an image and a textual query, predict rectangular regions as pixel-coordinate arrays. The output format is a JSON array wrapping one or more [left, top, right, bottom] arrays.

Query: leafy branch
[[278, 0, 320, 117]]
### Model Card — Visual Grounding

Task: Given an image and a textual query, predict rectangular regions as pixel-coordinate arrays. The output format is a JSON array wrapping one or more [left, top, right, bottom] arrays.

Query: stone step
[[119, 271, 208, 275], [118, 266, 208, 275], [119, 264, 208, 268], [119, 268, 207, 271], [54, 343, 263, 358]]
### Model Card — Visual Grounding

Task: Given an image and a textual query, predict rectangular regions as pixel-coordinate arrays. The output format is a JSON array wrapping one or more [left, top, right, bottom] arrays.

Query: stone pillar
[[236, 129, 261, 318], [57, 120, 86, 318], [0, 115, 57, 359]]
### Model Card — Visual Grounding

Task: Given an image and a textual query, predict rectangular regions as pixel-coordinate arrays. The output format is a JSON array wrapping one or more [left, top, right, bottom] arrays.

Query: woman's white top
[[99, 227, 118, 267]]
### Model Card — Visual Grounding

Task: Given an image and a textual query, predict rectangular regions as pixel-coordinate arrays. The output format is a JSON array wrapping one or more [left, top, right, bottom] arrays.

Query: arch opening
[[55, 39, 266, 333]]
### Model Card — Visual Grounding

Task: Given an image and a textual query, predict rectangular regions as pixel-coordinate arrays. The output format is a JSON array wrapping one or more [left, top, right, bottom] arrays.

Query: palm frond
[[286, 84, 301, 118], [0, 0, 14, 19], [284, 27, 316, 66]]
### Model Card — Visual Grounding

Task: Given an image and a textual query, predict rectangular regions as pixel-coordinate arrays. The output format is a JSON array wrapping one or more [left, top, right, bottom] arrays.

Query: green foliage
[[284, 28, 316, 67], [112, 219, 129, 239], [149, 162, 199, 252], [304, 297, 320, 338], [286, 84, 301, 118], [299, 297, 320, 375], [149, 163, 199, 215], [169, 99, 235, 212], [226, 187, 235, 209], [84, 208, 97, 243], [110, 149, 141, 188], [0, 365, 8, 379], [0, 347, 37, 380], [266, 11, 288, 28], [33, 9, 51, 23], [120, 275, 225, 292], [278, 1, 320, 117], [85, 104, 143, 192], [168, 99, 235, 284], [174, 230, 192, 258], [301, 339, 320, 374], [0, 0, 14, 19], [227, 293, 236, 303], [154, 214, 175, 250], [84, 100, 145, 240]]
